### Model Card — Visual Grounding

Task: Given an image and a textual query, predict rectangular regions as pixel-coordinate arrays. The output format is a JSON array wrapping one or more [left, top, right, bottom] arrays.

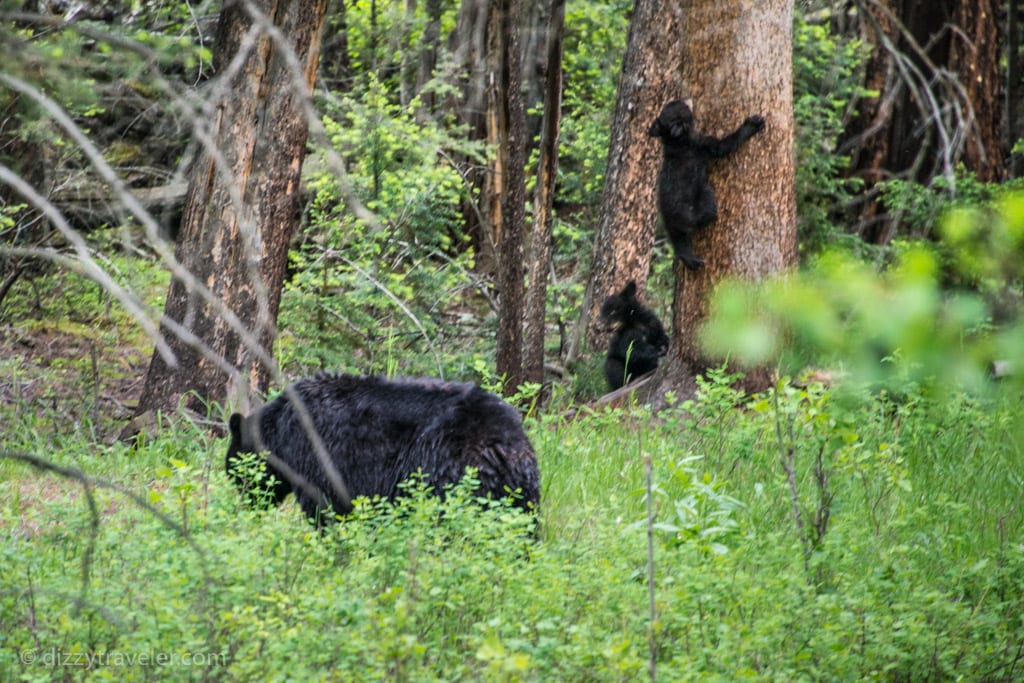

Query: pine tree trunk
[[644, 0, 798, 404], [523, 0, 565, 388], [133, 0, 327, 420], [493, 0, 529, 393], [950, 0, 1003, 182], [566, 0, 683, 366]]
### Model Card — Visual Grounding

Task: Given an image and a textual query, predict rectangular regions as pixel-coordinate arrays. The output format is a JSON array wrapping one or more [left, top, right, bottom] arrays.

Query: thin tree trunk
[[321, 0, 352, 90], [643, 0, 798, 405], [133, 0, 327, 420], [451, 0, 498, 273], [415, 0, 444, 118], [523, 0, 565, 388], [566, 0, 683, 367], [836, 0, 896, 243], [399, 0, 418, 106], [493, 0, 529, 394]]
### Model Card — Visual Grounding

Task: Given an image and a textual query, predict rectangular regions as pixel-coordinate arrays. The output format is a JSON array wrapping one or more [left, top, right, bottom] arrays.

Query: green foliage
[[319, 78, 486, 245], [702, 192, 1024, 394], [943, 193, 1024, 288], [0, 6, 211, 180], [792, 12, 871, 255], [5, 368, 1023, 680], [876, 166, 1024, 240], [279, 83, 490, 377], [6, 4, 1024, 678], [555, 0, 630, 216]]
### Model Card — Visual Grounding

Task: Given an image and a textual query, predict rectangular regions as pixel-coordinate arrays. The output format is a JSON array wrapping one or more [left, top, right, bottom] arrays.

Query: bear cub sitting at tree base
[[600, 281, 670, 390], [226, 373, 540, 525], [649, 98, 765, 270]]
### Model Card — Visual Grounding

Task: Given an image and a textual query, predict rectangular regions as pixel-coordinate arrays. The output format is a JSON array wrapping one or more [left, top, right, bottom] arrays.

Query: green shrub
[[792, 12, 871, 256], [3, 374, 1023, 680]]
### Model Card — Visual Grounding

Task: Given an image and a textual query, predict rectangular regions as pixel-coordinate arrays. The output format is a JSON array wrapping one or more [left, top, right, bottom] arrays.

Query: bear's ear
[[228, 412, 266, 454], [228, 413, 244, 441], [648, 118, 665, 137], [622, 281, 637, 298]]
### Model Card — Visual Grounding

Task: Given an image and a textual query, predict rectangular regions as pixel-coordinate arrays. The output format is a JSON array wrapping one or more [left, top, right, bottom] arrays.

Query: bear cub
[[600, 281, 669, 390], [226, 373, 541, 525], [649, 98, 765, 270]]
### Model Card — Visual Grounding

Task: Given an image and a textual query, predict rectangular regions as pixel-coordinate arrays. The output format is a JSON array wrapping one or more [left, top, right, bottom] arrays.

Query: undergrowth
[[2, 371, 1022, 681]]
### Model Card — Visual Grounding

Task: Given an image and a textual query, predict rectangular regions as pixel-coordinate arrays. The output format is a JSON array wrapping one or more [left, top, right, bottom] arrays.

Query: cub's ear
[[622, 281, 638, 298], [648, 119, 665, 137]]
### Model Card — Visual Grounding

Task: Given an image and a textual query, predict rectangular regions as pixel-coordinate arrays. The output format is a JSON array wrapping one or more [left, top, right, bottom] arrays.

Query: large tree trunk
[[566, 0, 683, 366], [134, 0, 327, 419], [949, 0, 1003, 180], [643, 0, 797, 404], [493, 0, 529, 394], [839, 0, 1004, 243], [523, 0, 565, 388], [1008, 0, 1021, 177]]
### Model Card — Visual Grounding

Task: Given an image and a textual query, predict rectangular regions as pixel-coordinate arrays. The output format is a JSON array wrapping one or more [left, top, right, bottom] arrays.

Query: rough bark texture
[[1009, 0, 1021, 177], [642, 0, 798, 405], [950, 0, 1003, 180], [493, 0, 529, 393], [523, 0, 565, 388], [567, 0, 684, 366], [839, 0, 1004, 243], [134, 0, 327, 419]]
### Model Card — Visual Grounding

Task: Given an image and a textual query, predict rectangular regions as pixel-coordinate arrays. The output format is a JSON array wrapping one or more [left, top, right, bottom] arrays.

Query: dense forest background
[[2, 1, 1024, 680], [0, 0, 1021, 413]]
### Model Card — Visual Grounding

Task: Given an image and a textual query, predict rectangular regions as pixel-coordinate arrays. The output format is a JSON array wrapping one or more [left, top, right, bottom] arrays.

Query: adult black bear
[[600, 281, 669, 390], [649, 99, 765, 270], [226, 373, 540, 525]]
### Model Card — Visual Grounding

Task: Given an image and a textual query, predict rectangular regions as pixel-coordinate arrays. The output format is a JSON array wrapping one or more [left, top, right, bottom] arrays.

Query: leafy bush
[[554, 0, 630, 219], [792, 12, 871, 256], [876, 166, 1024, 240], [701, 192, 1024, 394], [5, 370, 1023, 681], [278, 82, 490, 378]]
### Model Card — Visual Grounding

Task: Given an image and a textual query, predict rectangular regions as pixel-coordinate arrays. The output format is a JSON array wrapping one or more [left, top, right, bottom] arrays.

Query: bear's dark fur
[[600, 281, 669, 390], [649, 98, 765, 270], [226, 373, 540, 524]]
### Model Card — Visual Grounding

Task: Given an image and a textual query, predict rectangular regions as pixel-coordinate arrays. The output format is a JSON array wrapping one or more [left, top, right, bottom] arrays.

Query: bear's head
[[648, 98, 695, 140], [599, 281, 669, 356], [226, 412, 291, 509]]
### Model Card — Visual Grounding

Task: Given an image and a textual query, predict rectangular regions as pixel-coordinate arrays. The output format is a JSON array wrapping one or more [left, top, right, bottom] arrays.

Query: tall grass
[[2, 260, 1023, 680], [5, 370, 1022, 681]]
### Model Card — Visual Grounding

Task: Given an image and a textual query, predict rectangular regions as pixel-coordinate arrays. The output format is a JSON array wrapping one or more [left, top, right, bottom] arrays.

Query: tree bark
[[493, 0, 529, 394], [134, 0, 327, 419], [1008, 0, 1021, 176], [643, 0, 798, 405], [523, 0, 566, 388], [566, 0, 683, 366], [949, 0, 1003, 181], [839, 0, 1004, 243], [449, 0, 497, 272], [415, 0, 445, 118]]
